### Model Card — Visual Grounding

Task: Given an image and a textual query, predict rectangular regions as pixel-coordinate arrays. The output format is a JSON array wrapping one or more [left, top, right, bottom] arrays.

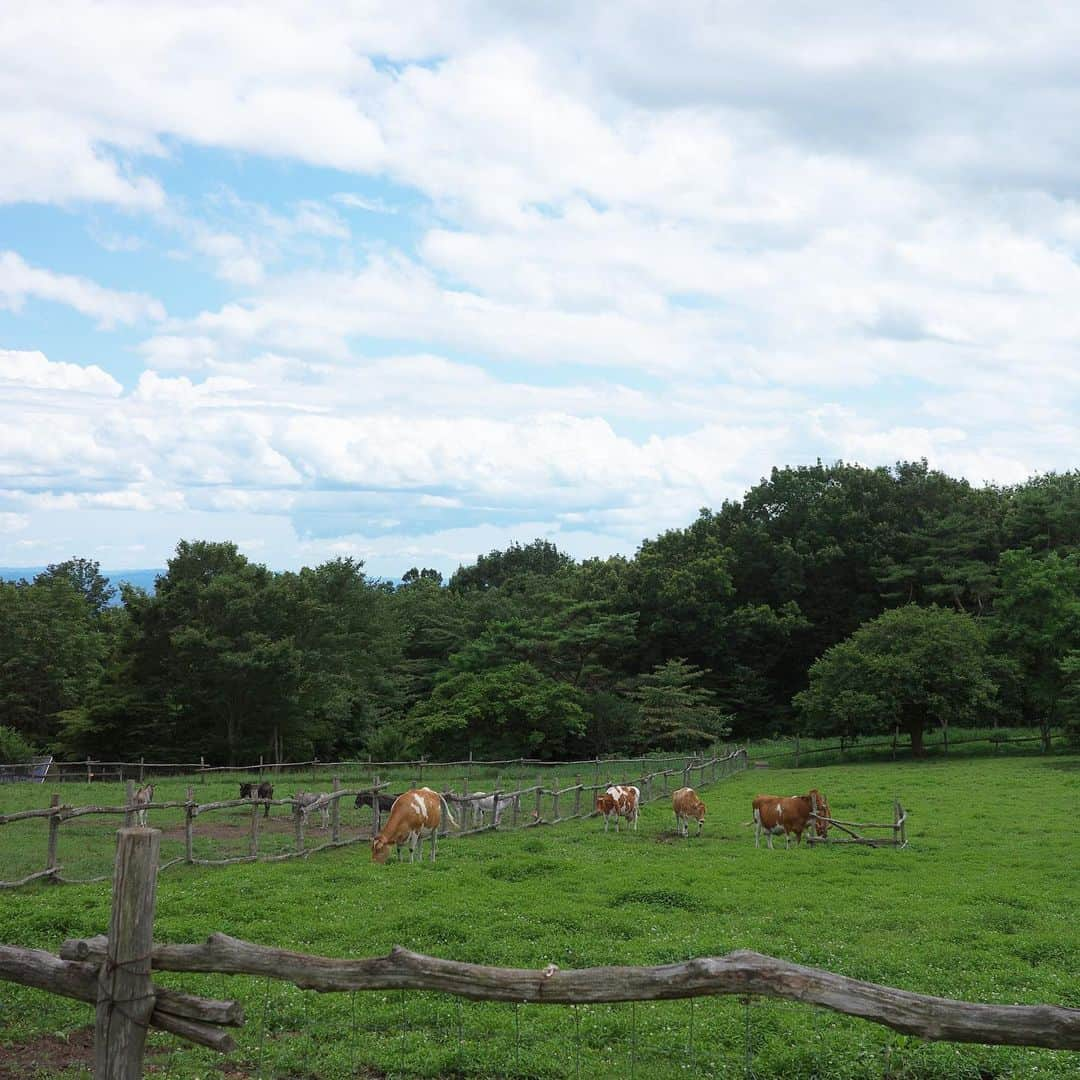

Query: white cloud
[[0, 252, 164, 327], [3, 4, 1080, 572], [0, 349, 122, 396]]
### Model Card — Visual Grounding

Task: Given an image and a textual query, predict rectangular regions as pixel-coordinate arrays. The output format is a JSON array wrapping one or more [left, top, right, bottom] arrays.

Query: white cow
[[131, 783, 154, 827]]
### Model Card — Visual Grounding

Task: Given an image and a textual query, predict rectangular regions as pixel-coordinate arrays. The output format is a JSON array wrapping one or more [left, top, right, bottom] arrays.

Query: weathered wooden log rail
[[807, 795, 908, 848], [1, 751, 749, 887], [58, 934, 1080, 1052]]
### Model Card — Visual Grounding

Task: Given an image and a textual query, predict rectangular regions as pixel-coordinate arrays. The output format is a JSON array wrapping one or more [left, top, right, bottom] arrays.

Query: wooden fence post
[[259, 755, 264, 777], [331, 778, 341, 843], [551, 781, 560, 823], [86, 758, 92, 784], [492, 791, 502, 829], [372, 776, 382, 836], [199, 756, 206, 784], [184, 787, 194, 864], [46, 793, 61, 882], [123, 781, 135, 828], [95, 827, 160, 1080], [534, 775, 543, 823], [573, 776, 582, 818], [294, 799, 305, 854], [794, 736, 800, 769], [683, 760, 691, 789], [138, 757, 145, 784], [249, 796, 260, 858]]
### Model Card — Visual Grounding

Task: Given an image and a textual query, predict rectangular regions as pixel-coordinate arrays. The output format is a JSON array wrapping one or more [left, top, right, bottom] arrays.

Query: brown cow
[[596, 785, 640, 833], [672, 787, 706, 837], [752, 789, 830, 849], [372, 787, 458, 864]]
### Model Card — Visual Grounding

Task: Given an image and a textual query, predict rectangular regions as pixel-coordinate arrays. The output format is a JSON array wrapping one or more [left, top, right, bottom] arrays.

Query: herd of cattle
[[126, 779, 832, 864], [365, 782, 832, 863]]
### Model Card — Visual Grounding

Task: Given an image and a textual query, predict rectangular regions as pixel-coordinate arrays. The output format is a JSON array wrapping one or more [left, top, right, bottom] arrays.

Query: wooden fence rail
[[55, 934, 1080, 1051], [0, 751, 749, 888]]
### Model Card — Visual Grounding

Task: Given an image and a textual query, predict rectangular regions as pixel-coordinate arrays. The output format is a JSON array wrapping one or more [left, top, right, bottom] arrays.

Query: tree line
[[2, 460, 1078, 765]]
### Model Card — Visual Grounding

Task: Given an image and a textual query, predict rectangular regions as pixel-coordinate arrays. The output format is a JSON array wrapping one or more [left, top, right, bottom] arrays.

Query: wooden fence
[[0, 750, 748, 888], [0, 747, 737, 784], [1, 826, 1077, 1078], [807, 796, 908, 848], [753, 729, 1069, 768]]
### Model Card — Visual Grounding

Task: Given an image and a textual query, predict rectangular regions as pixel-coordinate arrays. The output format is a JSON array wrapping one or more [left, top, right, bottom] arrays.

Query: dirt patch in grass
[[0, 1026, 174, 1078], [0, 1026, 95, 1078]]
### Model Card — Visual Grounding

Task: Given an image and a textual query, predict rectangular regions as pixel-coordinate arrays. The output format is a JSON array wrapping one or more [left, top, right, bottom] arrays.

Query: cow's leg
[[754, 810, 762, 848]]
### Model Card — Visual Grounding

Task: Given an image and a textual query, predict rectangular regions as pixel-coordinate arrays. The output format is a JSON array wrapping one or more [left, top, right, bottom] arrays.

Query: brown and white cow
[[596, 784, 640, 832], [371, 787, 458, 864], [672, 787, 706, 837], [752, 789, 831, 849], [131, 783, 154, 827]]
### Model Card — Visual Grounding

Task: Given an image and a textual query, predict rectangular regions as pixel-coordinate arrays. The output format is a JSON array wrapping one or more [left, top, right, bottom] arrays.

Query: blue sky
[[2, 3, 1079, 581]]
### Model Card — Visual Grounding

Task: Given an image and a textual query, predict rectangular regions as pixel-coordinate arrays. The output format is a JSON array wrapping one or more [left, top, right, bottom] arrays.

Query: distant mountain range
[[0, 567, 162, 600]]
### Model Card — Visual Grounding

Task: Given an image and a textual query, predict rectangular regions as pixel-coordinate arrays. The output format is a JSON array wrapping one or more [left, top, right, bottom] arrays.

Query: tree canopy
[[2, 461, 1078, 763]]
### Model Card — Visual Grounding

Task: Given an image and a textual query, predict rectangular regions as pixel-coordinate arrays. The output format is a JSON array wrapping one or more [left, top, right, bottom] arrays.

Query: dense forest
[[2, 461, 1079, 765]]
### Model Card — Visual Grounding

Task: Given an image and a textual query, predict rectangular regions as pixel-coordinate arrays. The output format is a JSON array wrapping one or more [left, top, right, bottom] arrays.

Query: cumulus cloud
[[2, 3, 1080, 572]]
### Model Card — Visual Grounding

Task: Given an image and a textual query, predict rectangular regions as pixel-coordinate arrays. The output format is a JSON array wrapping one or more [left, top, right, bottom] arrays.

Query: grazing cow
[[596, 784, 640, 832], [131, 783, 154, 827], [752, 789, 831, 849], [293, 791, 331, 829], [471, 791, 520, 827], [353, 790, 400, 814], [372, 787, 457, 864], [672, 787, 706, 837], [240, 780, 274, 817]]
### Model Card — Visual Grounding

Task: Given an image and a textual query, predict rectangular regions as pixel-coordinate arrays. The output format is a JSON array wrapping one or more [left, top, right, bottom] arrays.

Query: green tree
[[407, 662, 586, 759], [449, 539, 574, 591], [34, 557, 116, 615], [0, 724, 36, 763], [992, 549, 1080, 748], [628, 658, 732, 750], [0, 576, 105, 747], [795, 605, 995, 756]]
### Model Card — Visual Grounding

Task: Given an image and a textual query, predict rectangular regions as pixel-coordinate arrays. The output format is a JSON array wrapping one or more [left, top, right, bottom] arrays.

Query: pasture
[[1, 754, 1078, 1078]]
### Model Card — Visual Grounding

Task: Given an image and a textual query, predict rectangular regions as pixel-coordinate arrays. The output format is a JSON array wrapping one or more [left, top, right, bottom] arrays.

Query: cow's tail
[[437, 791, 458, 830]]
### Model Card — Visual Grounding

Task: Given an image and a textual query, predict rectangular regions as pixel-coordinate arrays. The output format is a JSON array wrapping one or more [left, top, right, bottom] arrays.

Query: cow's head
[[808, 789, 830, 837], [694, 801, 707, 823], [371, 836, 392, 863]]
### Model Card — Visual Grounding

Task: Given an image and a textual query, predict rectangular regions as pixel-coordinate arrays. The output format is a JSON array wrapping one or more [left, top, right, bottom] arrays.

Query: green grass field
[[1, 753, 1078, 1078]]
